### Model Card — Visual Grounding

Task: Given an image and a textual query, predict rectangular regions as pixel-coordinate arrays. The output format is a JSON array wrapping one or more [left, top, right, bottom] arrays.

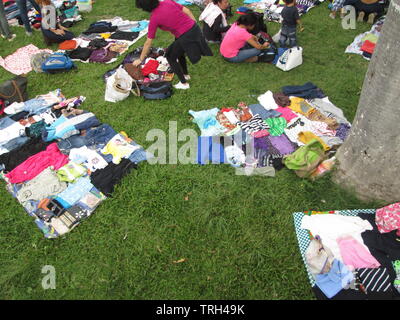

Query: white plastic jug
[[77, 0, 92, 12]]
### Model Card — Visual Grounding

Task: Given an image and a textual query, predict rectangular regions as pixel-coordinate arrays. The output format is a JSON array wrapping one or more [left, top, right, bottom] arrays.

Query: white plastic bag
[[272, 29, 281, 43], [276, 46, 303, 71], [105, 67, 133, 103]]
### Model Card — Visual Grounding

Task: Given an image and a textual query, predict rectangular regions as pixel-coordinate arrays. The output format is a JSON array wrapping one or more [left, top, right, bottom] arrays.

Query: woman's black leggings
[[166, 41, 189, 84]]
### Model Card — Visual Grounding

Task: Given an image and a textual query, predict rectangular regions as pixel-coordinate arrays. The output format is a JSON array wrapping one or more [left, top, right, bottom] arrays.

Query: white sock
[[174, 82, 190, 90]]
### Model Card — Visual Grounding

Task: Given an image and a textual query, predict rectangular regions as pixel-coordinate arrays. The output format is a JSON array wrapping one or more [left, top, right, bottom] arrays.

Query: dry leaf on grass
[[172, 258, 187, 264]]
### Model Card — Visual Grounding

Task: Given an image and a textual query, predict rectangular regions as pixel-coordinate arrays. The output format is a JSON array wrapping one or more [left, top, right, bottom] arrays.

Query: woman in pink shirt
[[133, 0, 212, 90], [220, 13, 270, 63]]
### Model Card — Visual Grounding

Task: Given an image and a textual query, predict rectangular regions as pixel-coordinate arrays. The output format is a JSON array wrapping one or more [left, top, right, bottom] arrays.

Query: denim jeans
[[279, 25, 297, 48], [0, 2, 12, 38], [282, 82, 326, 99], [16, 0, 41, 33], [224, 48, 261, 63]]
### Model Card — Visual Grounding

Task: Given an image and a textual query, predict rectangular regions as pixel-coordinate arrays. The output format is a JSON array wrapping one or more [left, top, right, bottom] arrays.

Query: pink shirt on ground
[[147, 0, 195, 39], [275, 106, 298, 122], [220, 23, 253, 58], [5, 143, 69, 184]]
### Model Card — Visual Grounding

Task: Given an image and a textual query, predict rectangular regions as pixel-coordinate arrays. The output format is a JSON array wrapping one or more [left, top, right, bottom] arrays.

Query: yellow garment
[[289, 97, 316, 117], [100, 33, 111, 39], [298, 131, 330, 151], [361, 33, 378, 44], [101, 133, 139, 164]]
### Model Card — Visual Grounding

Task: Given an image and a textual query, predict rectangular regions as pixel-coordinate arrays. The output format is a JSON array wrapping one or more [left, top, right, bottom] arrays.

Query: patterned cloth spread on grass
[[0, 44, 53, 75]]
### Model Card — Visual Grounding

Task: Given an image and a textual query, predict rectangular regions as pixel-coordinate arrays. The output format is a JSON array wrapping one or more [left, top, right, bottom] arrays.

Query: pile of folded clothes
[[293, 205, 400, 300], [190, 82, 351, 178], [58, 17, 149, 64], [346, 16, 385, 60], [237, 0, 322, 22], [0, 90, 151, 238], [103, 47, 174, 84]]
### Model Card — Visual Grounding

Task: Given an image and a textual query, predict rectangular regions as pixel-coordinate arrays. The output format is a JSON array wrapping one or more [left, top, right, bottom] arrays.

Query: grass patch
[[0, 0, 377, 299]]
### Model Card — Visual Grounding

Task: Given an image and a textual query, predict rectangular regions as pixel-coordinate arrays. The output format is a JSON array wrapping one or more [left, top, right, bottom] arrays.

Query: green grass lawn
[[0, 0, 381, 299]]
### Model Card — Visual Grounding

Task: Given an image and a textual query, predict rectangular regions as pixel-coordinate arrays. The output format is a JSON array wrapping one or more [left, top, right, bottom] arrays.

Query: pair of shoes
[[184, 74, 191, 81], [357, 11, 365, 22], [7, 34, 16, 41], [329, 12, 336, 19], [174, 82, 190, 90], [367, 13, 377, 24]]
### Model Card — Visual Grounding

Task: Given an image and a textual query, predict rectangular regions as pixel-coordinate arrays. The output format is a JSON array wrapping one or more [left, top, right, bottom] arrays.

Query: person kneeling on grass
[[37, 0, 74, 44], [133, 0, 213, 90], [199, 0, 231, 44], [220, 13, 270, 63]]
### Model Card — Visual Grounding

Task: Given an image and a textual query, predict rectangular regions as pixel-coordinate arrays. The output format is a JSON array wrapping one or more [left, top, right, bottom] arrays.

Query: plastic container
[[77, 0, 92, 13]]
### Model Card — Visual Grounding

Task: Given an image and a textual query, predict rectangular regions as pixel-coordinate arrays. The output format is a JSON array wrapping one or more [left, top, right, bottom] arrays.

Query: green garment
[[265, 117, 287, 136]]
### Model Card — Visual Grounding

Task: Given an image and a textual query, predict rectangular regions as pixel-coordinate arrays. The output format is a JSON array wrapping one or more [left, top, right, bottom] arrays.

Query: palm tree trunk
[[334, 0, 400, 203]]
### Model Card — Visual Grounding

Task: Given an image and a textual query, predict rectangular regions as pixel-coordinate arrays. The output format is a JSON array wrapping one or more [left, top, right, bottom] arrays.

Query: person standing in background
[[16, 0, 41, 36], [0, 1, 16, 40]]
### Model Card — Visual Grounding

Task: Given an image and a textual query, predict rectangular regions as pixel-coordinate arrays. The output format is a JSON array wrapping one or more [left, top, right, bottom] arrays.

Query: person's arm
[[247, 37, 270, 50], [297, 19, 304, 31], [182, 6, 196, 21], [295, 9, 303, 31], [132, 37, 153, 67], [211, 15, 230, 34]]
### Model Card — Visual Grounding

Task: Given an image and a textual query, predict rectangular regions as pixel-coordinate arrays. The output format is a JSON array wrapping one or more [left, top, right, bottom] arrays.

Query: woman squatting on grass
[[133, 0, 213, 90]]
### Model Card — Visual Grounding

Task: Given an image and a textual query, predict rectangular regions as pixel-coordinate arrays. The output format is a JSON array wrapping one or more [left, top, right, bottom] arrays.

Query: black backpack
[[257, 43, 278, 63], [139, 82, 173, 100]]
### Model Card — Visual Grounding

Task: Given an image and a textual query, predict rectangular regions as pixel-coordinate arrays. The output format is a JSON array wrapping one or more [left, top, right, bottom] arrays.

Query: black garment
[[166, 24, 212, 83], [281, 5, 300, 27], [0, 137, 52, 172], [88, 38, 109, 49], [10, 111, 29, 121], [90, 159, 137, 197], [83, 25, 118, 35], [359, 213, 400, 282], [312, 284, 398, 300], [202, 14, 230, 42], [67, 47, 93, 61], [109, 31, 139, 41]]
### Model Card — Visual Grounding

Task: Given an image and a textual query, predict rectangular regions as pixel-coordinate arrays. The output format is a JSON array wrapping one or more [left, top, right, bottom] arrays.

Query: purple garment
[[254, 137, 269, 150], [335, 123, 351, 141], [268, 134, 298, 155]]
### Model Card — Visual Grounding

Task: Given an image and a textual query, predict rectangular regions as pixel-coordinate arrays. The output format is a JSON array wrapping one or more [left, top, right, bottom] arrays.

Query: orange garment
[[59, 40, 77, 50]]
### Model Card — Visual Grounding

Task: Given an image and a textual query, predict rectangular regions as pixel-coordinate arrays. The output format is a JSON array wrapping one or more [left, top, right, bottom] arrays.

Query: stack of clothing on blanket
[[59, 17, 149, 64], [345, 16, 384, 60], [4, 0, 81, 29], [103, 47, 174, 85], [3, 0, 40, 28], [0, 90, 150, 238], [190, 82, 351, 177], [293, 206, 400, 299], [238, 0, 323, 22]]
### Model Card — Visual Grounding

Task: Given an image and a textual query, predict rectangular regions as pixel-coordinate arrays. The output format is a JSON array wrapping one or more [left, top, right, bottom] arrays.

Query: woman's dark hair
[[136, 0, 160, 12], [212, 0, 224, 4], [236, 13, 257, 26]]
